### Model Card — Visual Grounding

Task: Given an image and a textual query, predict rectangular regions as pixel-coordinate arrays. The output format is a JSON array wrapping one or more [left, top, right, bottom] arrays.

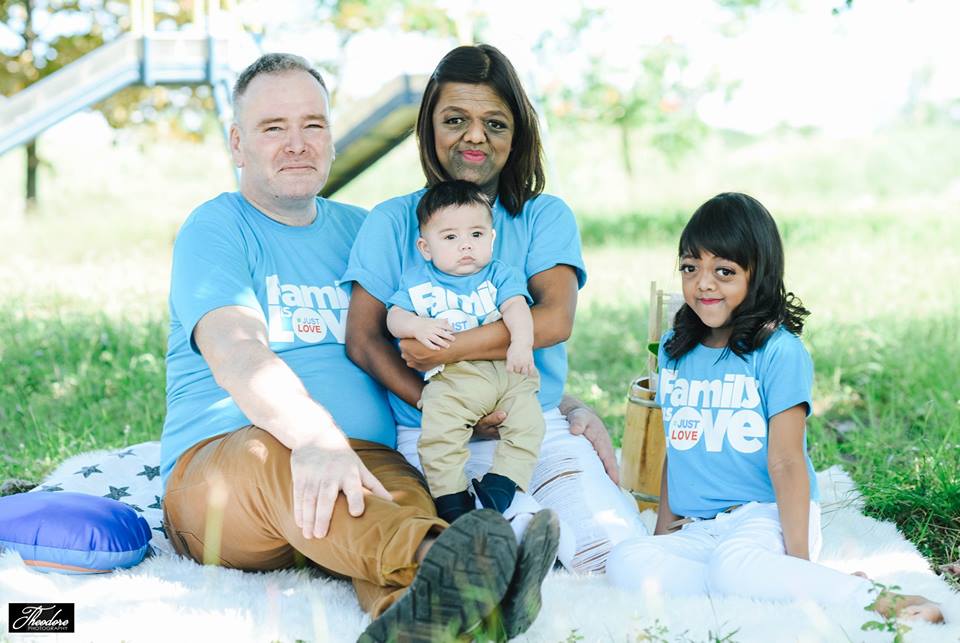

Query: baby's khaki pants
[[419, 359, 545, 495], [162, 427, 445, 617]]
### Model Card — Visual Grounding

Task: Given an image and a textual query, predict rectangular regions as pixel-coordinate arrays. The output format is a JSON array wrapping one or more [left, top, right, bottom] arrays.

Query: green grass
[[565, 311, 960, 568], [0, 311, 166, 482], [1, 120, 958, 578]]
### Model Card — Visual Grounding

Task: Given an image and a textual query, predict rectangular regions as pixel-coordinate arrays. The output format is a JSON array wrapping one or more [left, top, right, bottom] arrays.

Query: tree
[[535, 7, 715, 175], [0, 0, 204, 211], [0, 1, 118, 209], [311, 0, 457, 79]]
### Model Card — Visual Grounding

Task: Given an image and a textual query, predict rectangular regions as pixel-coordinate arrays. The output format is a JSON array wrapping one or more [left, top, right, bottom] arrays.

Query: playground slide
[[0, 33, 235, 158], [324, 74, 427, 196], [1, 31, 424, 195]]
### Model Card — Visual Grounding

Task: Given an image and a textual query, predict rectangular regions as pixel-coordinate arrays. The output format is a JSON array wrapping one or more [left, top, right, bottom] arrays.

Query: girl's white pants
[[397, 407, 648, 573], [607, 501, 875, 606]]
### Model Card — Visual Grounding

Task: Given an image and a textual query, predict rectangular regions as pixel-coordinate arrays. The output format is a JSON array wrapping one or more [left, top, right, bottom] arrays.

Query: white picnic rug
[[0, 442, 957, 642]]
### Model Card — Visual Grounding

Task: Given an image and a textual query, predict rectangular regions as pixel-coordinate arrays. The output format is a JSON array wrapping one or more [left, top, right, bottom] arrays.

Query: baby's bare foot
[[873, 592, 944, 624]]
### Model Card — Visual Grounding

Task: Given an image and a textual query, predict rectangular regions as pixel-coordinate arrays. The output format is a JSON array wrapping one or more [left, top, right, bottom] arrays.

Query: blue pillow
[[0, 491, 152, 574]]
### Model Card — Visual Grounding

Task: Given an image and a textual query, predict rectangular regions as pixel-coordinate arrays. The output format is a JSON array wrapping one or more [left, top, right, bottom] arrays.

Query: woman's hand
[[472, 410, 507, 440], [562, 397, 620, 485], [399, 338, 453, 371]]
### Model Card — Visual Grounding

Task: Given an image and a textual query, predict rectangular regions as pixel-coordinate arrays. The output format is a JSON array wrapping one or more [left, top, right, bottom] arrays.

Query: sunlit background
[[1, 0, 958, 574]]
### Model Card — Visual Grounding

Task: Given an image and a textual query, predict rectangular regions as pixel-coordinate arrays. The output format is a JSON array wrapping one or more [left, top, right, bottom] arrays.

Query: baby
[[387, 180, 545, 523]]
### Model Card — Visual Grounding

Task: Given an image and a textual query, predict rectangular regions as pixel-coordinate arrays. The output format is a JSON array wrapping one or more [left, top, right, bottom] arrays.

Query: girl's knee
[[706, 539, 757, 595], [606, 539, 662, 589]]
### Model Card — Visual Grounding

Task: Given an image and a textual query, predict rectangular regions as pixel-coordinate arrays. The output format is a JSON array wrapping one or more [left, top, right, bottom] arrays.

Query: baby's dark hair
[[416, 180, 493, 229], [665, 192, 810, 360]]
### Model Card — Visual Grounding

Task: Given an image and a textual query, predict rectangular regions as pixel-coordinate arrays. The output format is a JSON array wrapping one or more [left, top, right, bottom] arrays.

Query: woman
[[343, 44, 646, 573]]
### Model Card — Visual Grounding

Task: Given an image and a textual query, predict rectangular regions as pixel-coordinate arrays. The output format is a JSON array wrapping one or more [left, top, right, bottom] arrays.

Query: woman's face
[[432, 82, 514, 197]]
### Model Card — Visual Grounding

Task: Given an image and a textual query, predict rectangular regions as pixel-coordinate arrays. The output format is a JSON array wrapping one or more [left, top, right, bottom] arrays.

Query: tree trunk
[[26, 140, 39, 211], [24, 0, 38, 212], [619, 120, 634, 177]]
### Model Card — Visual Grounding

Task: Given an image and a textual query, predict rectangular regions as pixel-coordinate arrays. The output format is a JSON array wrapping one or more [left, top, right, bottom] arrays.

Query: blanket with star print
[[2, 441, 956, 642]]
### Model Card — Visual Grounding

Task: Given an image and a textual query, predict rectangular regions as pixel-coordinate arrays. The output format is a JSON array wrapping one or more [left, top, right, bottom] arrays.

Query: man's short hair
[[416, 180, 493, 229], [232, 53, 327, 118]]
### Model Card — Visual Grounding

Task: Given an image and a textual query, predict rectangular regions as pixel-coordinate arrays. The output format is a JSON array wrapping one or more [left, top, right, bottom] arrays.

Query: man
[[159, 53, 559, 641]]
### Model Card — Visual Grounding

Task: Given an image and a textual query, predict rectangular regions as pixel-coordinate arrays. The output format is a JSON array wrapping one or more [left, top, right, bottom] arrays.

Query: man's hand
[[506, 343, 535, 376], [566, 406, 620, 485], [412, 317, 456, 351], [291, 444, 391, 539]]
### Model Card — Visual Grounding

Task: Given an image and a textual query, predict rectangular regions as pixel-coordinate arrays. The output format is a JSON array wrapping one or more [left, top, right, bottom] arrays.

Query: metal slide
[[0, 32, 236, 158], [1, 31, 425, 194], [323, 74, 427, 196]]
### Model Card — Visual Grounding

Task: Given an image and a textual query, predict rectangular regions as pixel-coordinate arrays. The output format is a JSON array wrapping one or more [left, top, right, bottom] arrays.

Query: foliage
[[535, 7, 716, 174], [0, 0, 216, 206], [861, 581, 912, 643]]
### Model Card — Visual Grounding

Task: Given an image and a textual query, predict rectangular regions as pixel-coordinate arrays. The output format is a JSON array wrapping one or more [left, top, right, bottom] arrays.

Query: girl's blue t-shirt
[[161, 193, 396, 487], [343, 189, 586, 427], [657, 327, 820, 518]]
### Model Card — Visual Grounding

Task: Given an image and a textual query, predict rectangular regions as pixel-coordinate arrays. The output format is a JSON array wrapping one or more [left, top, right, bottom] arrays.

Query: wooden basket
[[620, 281, 680, 511], [622, 376, 665, 511]]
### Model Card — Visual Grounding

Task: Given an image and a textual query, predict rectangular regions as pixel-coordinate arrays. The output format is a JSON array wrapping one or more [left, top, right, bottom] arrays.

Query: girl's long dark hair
[[664, 192, 810, 360]]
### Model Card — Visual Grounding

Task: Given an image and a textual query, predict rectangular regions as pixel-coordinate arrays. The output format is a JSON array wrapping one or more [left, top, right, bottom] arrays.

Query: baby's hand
[[506, 343, 535, 376], [414, 317, 455, 350]]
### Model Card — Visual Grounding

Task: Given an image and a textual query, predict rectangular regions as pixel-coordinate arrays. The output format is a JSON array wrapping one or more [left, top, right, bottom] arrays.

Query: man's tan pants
[[162, 427, 445, 617]]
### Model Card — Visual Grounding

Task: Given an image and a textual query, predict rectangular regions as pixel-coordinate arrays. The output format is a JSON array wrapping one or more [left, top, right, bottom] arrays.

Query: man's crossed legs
[[162, 427, 559, 640]]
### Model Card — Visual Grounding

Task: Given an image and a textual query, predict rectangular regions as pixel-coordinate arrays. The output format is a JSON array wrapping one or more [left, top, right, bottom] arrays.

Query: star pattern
[[41, 445, 173, 553], [136, 465, 160, 481], [104, 485, 131, 500]]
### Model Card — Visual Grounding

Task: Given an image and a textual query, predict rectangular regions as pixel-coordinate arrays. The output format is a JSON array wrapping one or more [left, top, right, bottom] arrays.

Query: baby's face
[[416, 203, 495, 276]]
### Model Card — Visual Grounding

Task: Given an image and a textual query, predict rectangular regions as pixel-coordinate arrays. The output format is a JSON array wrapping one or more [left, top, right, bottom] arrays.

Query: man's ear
[[416, 236, 431, 261], [229, 123, 243, 168]]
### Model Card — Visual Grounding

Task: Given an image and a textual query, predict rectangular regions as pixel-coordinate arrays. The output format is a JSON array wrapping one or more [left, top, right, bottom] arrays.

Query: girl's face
[[679, 250, 750, 347]]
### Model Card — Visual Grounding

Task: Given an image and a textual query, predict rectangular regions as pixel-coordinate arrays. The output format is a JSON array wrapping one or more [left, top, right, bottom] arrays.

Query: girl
[[607, 192, 943, 623]]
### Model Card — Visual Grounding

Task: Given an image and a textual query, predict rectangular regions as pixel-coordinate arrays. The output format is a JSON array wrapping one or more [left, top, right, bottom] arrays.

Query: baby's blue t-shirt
[[388, 259, 531, 331], [657, 327, 820, 518], [343, 190, 586, 427], [161, 192, 396, 488]]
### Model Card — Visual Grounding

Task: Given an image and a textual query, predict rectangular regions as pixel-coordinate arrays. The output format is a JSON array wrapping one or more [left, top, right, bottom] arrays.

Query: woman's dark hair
[[665, 192, 810, 360], [416, 44, 545, 216], [416, 179, 492, 229]]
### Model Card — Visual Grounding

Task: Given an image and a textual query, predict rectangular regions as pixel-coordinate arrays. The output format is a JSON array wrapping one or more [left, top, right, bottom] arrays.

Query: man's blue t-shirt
[[343, 190, 586, 427], [388, 259, 531, 331], [657, 327, 820, 518], [161, 192, 396, 488]]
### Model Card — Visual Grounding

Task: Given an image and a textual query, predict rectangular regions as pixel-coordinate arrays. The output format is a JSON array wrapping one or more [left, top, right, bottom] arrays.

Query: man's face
[[230, 70, 334, 209]]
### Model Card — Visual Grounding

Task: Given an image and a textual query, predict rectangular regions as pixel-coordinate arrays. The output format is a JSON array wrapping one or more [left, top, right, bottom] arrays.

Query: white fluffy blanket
[[1, 442, 956, 642]]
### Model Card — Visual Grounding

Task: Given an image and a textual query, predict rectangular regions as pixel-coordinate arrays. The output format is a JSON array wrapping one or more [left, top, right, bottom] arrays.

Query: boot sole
[[358, 509, 518, 643], [500, 509, 560, 639]]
